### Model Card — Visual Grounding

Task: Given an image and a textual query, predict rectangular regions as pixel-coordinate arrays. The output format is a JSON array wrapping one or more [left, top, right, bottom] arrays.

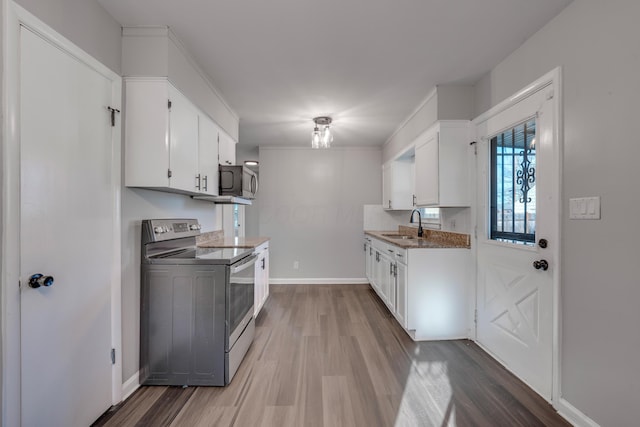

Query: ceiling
[[98, 0, 571, 148]]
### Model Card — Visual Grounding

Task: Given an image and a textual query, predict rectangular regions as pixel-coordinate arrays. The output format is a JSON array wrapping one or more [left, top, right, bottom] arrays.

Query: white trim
[[471, 67, 562, 406], [472, 68, 557, 125], [2, 3, 123, 423], [557, 397, 601, 427], [269, 278, 369, 285], [383, 86, 437, 147], [121, 371, 141, 402], [2, 2, 22, 425]]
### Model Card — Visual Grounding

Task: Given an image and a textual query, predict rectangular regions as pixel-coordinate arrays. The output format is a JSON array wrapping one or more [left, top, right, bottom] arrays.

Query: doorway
[[474, 69, 562, 401]]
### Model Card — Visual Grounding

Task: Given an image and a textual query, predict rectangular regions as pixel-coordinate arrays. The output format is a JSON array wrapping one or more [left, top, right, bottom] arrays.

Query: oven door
[[227, 253, 257, 350]]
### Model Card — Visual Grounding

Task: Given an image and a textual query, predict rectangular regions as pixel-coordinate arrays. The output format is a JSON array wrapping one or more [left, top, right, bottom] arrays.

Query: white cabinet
[[364, 237, 374, 282], [125, 78, 228, 196], [218, 131, 236, 166], [197, 116, 220, 195], [394, 256, 408, 328], [125, 79, 190, 192], [254, 242, 270, 317], [382, 157, 415, 210], [415, 120, 471, 207], [365, 234, 470, 340]]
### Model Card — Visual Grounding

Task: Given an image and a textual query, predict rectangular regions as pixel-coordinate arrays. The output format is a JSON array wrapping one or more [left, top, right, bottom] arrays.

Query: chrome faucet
[[410, 209, 423, 237]]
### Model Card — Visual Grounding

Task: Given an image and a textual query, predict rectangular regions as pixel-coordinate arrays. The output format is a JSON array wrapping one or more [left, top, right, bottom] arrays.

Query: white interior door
[[475, 81, 559, 400], [20, 25, 119, 426]]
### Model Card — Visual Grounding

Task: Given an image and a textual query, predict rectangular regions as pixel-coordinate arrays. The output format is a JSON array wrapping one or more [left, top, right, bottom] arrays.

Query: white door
[[20, 26, 119, 426], [475, 80, 559, 400]]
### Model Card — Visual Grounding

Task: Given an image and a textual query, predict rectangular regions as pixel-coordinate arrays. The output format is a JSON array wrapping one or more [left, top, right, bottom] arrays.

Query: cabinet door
[[415, 133, 439, 206], [386, 258, 396, 313], [373, 250, 384, 294], [124, 79, 170, 188], [382, 163, 391, 209], [219, 131, 236, 165], [395, 261, 408, 328], [391, 160, 415, 210], [168, 85, 199, 192], [198, 115, 219, 195], [254, 251, 264, 317], [365, 243, 372, 282], [263, 248, 269, 303]]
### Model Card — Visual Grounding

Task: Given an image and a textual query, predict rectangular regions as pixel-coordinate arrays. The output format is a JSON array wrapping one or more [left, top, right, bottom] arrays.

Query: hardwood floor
[[94, 284, 570, 427]]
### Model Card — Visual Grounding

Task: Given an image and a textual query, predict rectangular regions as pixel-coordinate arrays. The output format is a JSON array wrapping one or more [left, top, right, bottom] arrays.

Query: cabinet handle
[[387, 249, 394, 253], [389, 263, 393, 275], [394, 264, 398, 277], [203, 175, 208, 191], [195, 174, 201, 190], [261, 258, 265, 270], [413, 194, 416, 206]]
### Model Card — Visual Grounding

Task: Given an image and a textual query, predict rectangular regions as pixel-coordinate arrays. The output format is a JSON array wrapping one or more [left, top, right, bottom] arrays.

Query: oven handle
[[231, 254, 258, 274]]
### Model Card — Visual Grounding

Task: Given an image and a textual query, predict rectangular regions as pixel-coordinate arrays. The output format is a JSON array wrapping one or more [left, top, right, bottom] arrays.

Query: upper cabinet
[[197, 115, 220, 195], [218, 131, 236, 166], [415, 121, 471, 207], [383, 149, 415, 210], [125, 78, 224, 196]]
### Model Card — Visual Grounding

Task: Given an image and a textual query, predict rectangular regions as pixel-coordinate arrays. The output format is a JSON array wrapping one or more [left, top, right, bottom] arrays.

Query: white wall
[[15, 0, 121, 73], [259, 147, 381, 281], [473, 1, 640, 425]]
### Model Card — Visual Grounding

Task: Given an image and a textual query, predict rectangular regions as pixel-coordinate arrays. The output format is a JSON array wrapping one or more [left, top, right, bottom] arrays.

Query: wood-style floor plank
[[94, 284, 571, 427]]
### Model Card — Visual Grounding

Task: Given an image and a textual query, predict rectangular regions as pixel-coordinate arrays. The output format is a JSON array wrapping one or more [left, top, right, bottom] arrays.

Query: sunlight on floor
[[394, 359, 454, 426]]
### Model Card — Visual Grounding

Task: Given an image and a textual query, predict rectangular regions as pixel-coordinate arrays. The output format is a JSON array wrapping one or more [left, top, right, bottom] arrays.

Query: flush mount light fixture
[[244, 160, 259, 166], [311, 116, 333, 149]]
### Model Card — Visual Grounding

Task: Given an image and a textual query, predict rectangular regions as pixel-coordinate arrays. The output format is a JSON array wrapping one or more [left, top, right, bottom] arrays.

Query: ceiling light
[[311, 116, 333, 149], [244, 160, 259, 166]]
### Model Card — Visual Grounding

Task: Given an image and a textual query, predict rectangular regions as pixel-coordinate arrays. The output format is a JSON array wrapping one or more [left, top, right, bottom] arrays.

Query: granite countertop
[[196, 231, 270, 249], [365, 226, 470, 249]]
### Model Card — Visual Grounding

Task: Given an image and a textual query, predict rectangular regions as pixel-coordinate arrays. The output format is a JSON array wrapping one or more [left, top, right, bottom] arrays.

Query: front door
[[19, 24, 120, 426], [475, 77, 559, 400]]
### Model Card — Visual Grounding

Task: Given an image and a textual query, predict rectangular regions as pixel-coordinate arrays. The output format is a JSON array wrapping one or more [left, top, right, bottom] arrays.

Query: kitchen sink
[[382, 234, 416, 240]]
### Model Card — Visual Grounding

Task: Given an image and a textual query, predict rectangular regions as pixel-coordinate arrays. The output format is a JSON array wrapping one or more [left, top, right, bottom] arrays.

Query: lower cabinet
[[365, 234, 470, 341], [254, 242, 270, 317]]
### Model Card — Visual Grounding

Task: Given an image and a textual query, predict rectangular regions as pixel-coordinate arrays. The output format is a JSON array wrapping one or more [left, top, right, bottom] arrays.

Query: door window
[[490, 119, 536, 244]]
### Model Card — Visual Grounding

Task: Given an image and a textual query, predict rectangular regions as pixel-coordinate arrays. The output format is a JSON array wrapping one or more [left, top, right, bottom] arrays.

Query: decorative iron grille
[[490, 119, 536, 244]]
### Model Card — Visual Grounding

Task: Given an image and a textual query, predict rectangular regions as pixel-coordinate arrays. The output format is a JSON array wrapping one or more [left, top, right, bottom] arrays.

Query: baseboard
[[121, 371, 140, 402], [557, 397, 600, 427], [269, 278, 369, 285]]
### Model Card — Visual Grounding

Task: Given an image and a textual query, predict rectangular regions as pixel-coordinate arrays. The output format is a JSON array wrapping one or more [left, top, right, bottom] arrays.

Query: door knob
[[28, 273, 54, 288], [533, 260, 549, 271]]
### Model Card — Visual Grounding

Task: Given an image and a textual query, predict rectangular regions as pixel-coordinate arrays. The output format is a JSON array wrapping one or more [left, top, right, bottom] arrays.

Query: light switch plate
[[569, 197, 600, 219]]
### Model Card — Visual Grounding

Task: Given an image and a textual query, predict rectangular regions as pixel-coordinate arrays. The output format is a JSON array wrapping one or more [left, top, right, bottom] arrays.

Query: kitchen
[[2, 0, 639, 426]]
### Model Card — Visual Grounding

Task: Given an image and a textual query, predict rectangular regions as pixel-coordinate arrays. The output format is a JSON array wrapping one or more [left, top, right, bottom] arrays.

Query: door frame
[[471, 67, 563, 404], [2, 3, 123, 425]]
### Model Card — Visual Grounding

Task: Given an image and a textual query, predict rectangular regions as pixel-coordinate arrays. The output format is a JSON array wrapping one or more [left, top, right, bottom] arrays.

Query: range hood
[[191, 195, 252, 205]]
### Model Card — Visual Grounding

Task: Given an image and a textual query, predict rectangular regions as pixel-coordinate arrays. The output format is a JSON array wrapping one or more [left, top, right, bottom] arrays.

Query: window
[[490, 119, 536, 245]]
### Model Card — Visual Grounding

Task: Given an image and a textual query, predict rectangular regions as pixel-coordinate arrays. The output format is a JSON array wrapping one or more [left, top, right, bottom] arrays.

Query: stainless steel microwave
[[219, 165, 258, 199]]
